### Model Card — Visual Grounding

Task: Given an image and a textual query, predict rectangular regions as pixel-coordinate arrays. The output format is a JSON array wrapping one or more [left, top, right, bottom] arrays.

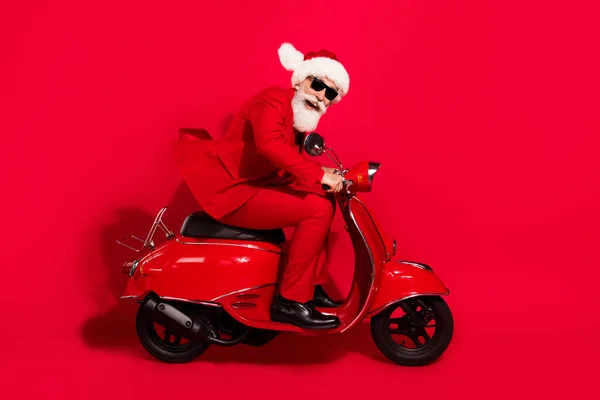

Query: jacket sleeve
[[249, 94, 325, 188]]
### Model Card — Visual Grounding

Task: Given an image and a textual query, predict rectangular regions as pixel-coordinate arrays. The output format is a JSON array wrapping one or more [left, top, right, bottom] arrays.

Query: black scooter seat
[[180, 212, 285, 245]]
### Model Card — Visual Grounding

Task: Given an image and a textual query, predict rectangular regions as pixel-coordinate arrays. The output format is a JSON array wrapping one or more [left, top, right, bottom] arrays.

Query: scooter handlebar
[[321, 180, 352, 192]]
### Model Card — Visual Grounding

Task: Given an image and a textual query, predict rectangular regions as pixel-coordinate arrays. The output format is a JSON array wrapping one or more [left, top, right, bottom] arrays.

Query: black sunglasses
[[310, 76, 339, 101]]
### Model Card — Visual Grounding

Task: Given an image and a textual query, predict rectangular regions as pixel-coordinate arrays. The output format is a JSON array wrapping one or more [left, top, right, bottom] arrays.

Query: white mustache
[[299, 92, 327, 114], [291, 89, 324, 132]]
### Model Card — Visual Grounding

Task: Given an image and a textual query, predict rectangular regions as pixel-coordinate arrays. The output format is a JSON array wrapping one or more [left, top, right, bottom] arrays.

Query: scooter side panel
[[366, 260, 450, 317], [218, 285, 309, 333], [121, 237, 282, 302]]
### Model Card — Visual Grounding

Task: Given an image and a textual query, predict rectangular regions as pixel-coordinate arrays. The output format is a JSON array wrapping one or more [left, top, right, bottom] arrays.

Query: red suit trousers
[[217, 187, 335, 303]]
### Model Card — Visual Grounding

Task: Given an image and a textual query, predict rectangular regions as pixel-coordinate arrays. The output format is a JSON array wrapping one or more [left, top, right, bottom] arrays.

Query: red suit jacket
[[172, 86, 326, 220]]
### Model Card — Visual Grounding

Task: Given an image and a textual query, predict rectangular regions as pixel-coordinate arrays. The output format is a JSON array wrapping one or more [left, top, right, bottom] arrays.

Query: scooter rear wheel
[[135, 303, 210, 363], [370, 295, 453, 366]]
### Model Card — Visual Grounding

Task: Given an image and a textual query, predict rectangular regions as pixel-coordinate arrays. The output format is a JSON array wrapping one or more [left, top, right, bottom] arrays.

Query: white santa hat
[[278, 42, 350, 102]]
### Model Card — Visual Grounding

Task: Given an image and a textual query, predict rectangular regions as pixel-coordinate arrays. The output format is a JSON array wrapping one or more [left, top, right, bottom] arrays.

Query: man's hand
[[321, 166, 338, 174], [321, 172, 344, 193]]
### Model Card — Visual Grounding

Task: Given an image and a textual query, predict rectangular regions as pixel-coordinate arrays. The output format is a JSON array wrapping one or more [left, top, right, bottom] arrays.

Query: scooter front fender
[[366, 260, 450, 317]]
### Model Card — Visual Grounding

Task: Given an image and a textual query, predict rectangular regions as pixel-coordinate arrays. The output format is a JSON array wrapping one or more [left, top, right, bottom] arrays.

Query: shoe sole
[[270, 312, 340, 330]]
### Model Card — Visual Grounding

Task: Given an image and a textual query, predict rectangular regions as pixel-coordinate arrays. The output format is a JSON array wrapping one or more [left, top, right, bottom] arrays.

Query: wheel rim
[[383, 298, 441, 354], [144, 307, 206, 353]]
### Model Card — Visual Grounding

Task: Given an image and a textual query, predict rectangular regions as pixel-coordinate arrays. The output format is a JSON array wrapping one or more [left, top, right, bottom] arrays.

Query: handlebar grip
[[321, 184, 331, 190]]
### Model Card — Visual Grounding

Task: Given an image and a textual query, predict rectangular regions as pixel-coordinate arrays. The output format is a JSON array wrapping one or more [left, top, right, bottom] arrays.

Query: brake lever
[[343, 180, 353, 195]]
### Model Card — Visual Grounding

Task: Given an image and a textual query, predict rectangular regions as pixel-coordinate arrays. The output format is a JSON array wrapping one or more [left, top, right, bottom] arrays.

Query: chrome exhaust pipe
[[141, 291, 212, 343]]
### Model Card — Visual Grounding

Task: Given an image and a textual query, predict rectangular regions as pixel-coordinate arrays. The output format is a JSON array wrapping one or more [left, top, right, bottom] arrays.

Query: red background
[[2, 0, 599, 398]]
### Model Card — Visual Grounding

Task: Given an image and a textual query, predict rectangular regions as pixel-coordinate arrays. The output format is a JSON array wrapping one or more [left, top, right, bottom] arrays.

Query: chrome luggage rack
[[116, 207, 175, 252]]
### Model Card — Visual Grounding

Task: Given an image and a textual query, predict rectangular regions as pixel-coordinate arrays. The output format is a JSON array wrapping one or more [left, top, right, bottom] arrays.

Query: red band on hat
[[304, 49, 338, 61]]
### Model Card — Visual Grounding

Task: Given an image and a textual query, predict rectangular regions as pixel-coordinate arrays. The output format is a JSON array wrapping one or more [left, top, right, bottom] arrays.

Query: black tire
[[370, 295, 453, 366], [135, 303, 210, 363]]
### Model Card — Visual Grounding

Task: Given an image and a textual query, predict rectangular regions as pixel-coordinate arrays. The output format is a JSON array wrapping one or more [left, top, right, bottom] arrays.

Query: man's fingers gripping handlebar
[[321, 171, 346, 193], [321, 181, 352, 193]]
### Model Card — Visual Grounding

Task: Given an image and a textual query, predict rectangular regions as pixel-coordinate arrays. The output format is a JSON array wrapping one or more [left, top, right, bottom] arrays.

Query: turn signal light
[[123, 262, 134, 274], [122, 260, 140, 276]]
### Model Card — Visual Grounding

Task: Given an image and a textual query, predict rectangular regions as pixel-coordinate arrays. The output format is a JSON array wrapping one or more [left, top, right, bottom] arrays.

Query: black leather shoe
[[308, 285, 342, 308], [270, 295, 340, 330]]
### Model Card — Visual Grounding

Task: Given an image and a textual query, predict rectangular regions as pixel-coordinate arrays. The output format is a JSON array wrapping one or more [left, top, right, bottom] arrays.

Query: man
[[173, 43, 350, 329]]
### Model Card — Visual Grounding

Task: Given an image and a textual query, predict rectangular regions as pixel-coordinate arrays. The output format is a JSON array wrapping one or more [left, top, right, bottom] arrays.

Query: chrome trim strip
[[340, 197, 376, 333], [160, 296, 221, 307], [352, 196, 389, 261], [397, 260, 434, 272], [366, 290, 451, 317], [348, 198, 375, 271], [176, 238, 282, 254], [120, 294, 222, 307], [211, 283, 277, 302]]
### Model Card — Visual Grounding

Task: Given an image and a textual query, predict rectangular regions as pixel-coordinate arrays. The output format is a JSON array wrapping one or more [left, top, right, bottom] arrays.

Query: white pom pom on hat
[[278, 43, 305, 71], [277, 42, 350, 101]]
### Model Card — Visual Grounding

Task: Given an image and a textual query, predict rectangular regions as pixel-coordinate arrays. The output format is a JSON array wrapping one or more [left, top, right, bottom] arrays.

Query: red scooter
[[118, 131, 454, 366]]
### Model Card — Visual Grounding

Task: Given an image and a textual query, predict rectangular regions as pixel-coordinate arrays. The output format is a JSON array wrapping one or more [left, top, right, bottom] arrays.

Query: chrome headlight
[[368, 162, 381, 184]]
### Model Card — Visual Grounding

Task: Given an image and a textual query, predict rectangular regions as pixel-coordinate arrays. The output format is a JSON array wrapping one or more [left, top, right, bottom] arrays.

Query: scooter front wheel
[[370, 295, 453, 366], [136, 303, 210, 363]]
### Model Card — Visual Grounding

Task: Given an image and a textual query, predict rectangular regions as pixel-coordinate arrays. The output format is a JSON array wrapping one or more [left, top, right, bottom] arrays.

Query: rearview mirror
[[304, 132, 325, 156]]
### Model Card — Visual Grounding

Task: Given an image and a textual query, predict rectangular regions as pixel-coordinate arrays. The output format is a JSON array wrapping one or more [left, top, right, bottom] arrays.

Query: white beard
[[291, 90, 327, 132]]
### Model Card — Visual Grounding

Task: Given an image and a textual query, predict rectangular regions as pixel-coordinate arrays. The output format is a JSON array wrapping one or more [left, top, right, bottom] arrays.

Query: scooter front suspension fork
[[399, 298, 432, 328]]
